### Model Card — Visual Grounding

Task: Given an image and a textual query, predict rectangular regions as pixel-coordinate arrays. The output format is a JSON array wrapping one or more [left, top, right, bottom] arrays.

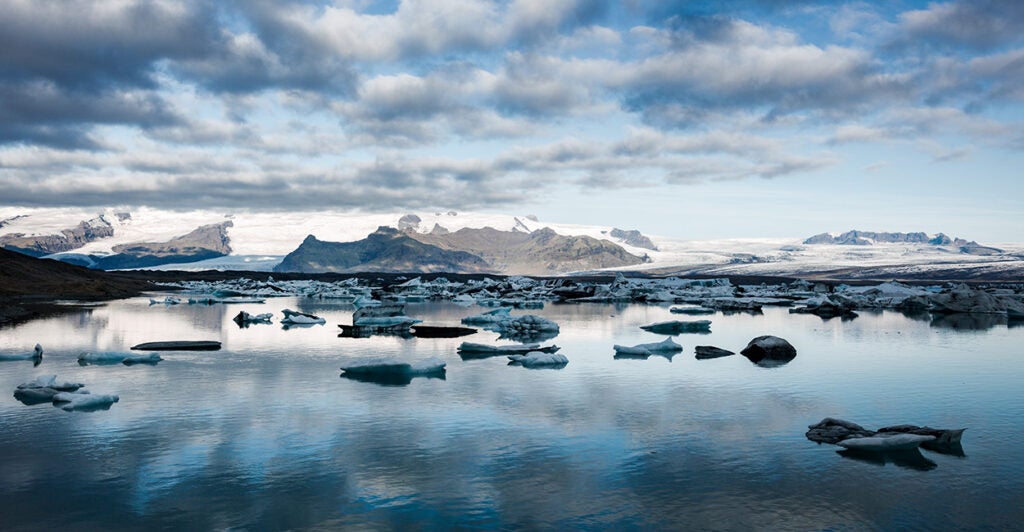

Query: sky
[[1, 0, 1022, 241]]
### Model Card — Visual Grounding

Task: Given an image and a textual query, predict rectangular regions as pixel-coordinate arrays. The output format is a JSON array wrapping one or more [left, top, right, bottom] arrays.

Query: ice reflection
[[931, 313, 1007, 331], [837, 448, 937, 471]]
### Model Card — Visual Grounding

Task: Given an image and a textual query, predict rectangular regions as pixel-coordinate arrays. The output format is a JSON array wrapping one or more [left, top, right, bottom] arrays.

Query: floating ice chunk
[[457, 342, 560, 354], [131, 341, 221, 351], [340, 356, 446, 376], [461, 307, 513, 325], [281, 309, 326, 325], [17, 375, 83, 391], [233, 311, 273, 326], [639, 320, 711, 335], [669, 306, 715, 315], [837, 434, 936, 452], [149, 296, 181, 305], [352, 316, 422, 328], [493, 315, 559, 339], [53, 392, 119, 411], [613, 337, 682, 356], [78, 352, 162, 365], [0, 343, 43, 361], [508, 352, 569, 368]]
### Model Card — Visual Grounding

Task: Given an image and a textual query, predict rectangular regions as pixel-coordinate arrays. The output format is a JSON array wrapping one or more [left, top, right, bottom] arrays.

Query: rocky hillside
[[412, 226, 647, 275], [0, 215, 114, 256], [274, 227, 492, 274], [62, 222, 234, 270]]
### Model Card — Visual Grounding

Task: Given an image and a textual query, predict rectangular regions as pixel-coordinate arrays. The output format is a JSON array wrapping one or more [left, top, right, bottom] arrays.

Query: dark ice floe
[[340, 356, 446, 385], [640, 320, 711, 335], [131, 341, 221, 351]]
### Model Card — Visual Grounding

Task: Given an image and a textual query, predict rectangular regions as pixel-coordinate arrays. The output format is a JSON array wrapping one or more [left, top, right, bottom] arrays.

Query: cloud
[[897, 0, 1024, 50]]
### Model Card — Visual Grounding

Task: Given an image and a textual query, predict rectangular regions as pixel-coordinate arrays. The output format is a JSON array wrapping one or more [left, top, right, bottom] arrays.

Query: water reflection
[[837, 448, 937, 471], [0, 297, 1022, 529], [340, 371, 446, 387], [930, 313, 1007, 331]]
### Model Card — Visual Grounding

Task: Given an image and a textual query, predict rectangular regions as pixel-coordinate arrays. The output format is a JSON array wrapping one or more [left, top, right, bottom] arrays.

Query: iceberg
[[340, 356, 446, 376], [0, 343, 43, 362], [639, 320, 711, 335], [149, 296, 181, 305], [613, 337, 682, 358], [281, 309, 326, 325], [461, 307, 513, 326], [233, 311, 273, 327], [457, 342, 560, 354], [353, 316, 422, 328], [17, 375, 84, 391], [508, 352, 569, 368], [52, 392, 119, 412], [78, 352, 162, 365], [837, 434, 936, 452], [669, 306, 715, 315]]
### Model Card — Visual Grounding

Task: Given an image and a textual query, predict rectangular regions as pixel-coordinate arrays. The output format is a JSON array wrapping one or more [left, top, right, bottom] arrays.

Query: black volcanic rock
[[740, 335, 797, 366], [88, 221, 233, 270], [0, 247, 151, 305], [610, 228, 658, 251], [274, 227, 492, 274], [1, 215, 114, 257]]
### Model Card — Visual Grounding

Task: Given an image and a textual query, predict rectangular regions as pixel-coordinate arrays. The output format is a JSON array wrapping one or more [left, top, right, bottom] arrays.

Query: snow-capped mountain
[[1, 206, 1022, 279]]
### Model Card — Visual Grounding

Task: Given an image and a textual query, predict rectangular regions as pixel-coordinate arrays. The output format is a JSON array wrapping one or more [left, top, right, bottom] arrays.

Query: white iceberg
[[461, 307, 513, 325], [508, 352, 569, 368], [0, 343, 43, 361], [17, 375, 84, 391], [281, 309, 326, 325], [613, 337, 682, 356], [836, 433, 936, 452], [52, 392, 120, 411]]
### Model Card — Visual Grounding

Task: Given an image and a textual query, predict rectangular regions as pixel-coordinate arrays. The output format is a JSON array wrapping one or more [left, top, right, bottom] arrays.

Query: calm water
[[1, 295, 1022, 530]]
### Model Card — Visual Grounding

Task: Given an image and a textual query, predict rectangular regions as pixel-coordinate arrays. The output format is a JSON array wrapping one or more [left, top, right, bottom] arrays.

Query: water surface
[[1, 296, 1022, 530]]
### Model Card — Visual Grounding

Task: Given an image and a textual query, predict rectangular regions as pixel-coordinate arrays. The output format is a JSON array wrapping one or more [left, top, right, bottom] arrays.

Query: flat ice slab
[[837, 434, 936, 452], [53, 392, 120, 412], [508, 352, 569, 368], [131, 341, 221, 351], [340, 356, 446, 376]]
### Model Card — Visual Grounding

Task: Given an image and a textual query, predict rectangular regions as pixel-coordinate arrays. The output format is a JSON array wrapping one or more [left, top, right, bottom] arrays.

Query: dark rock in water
[[410, 325, 477, 338], [806, 418, 875, 445], [740, 335, 796, 365], [806, 418, 966, 457], [694, 345, 735, 360], [130, 341, 221, 351]]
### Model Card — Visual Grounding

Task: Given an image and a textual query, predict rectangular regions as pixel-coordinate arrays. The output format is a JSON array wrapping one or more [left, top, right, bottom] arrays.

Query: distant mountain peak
[[804, 230, 1003, 255]]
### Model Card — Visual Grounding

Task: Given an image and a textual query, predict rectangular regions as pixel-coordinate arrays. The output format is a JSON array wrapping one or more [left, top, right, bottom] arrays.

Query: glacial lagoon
[[1, 296, 1022, 529]]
